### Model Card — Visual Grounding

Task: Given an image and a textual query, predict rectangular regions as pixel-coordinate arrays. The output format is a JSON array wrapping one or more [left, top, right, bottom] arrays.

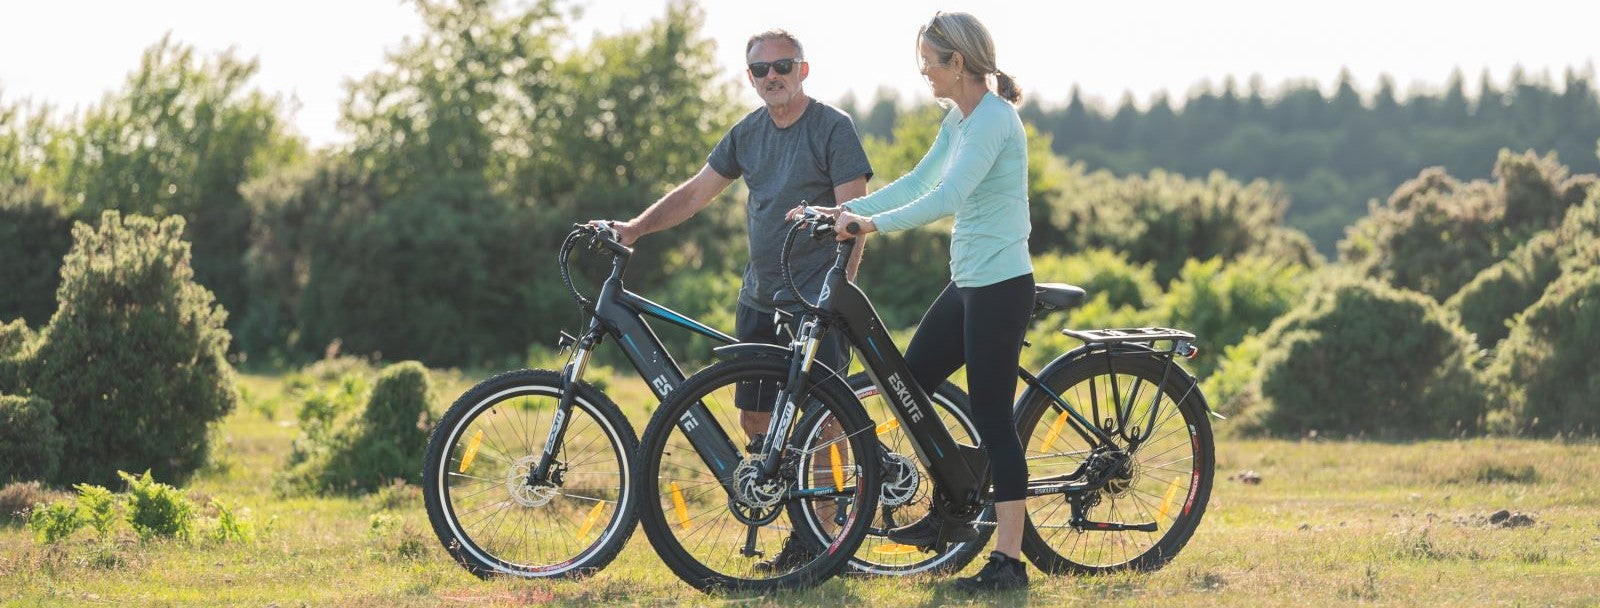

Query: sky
[[3, 0, 1598, 148]]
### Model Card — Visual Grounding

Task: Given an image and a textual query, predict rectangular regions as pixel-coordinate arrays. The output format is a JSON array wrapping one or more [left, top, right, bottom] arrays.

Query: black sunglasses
[[748, 58, 800, 78]]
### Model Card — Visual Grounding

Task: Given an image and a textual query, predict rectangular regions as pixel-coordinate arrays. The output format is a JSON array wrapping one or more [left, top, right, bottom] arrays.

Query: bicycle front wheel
[[1015, 353, 1214, 574], [636, 354, 880, 592], [423, 369, 638, 579]]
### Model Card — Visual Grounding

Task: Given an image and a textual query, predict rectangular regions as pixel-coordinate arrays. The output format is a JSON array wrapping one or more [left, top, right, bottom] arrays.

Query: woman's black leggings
[[902, 273, 1034, 502]]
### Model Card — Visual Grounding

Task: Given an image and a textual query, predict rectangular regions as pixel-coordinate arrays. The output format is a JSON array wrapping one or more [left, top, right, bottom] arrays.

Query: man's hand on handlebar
[[584, 219, 640, 247], [784, 204, 841, 222]]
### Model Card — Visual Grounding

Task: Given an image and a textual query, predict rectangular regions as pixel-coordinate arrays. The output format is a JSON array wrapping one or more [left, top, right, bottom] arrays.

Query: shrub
[[1203, 333, 1269, 422], [22, 211, 237, 486], [0, 318, 34, 391], [118, 469, 196, 540], [278, 361, 437, 494], [1041, 168, 1322, 284], [75, 483, 120, 538], [0, 393, 63, 484], [26, 500, 83, 544], [208, 498, 255, 543], [1449, 191, 1600, 346], [1031, 249, 1162, 311], [1487, 267, 1600, 435], [1156, 256, 1309, 376], [1239, 278, 1489, 438], [1341, 151, 1594, 301]]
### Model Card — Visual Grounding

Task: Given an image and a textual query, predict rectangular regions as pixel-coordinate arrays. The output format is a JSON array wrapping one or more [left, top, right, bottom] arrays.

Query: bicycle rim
[[1018, 354, 1213, 574], [426, 371, 633, 578]]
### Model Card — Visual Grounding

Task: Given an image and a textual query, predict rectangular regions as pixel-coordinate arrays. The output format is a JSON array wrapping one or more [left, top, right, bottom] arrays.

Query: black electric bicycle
[[423, 224, 978, 579], [636, 211, 1216, 591]]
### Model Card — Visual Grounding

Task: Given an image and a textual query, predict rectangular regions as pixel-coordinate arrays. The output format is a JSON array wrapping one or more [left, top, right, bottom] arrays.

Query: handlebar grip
[[845, 221, 861, 235]]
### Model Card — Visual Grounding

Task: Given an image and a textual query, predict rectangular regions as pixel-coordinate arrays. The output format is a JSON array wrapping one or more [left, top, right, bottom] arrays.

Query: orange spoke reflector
[[1157, 475, 1182, 522], [458, 431, 484, 473], [830, 444, 845, 492], [875, 419, 900, 435], [670, 482, 691, 531], [1042, 412, 1068, 450], [576, 500, 606, 541], [873, 543, 920, 555]]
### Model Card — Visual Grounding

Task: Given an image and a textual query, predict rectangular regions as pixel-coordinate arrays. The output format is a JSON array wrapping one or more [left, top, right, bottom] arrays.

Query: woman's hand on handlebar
[[833, 211, 876, 241]]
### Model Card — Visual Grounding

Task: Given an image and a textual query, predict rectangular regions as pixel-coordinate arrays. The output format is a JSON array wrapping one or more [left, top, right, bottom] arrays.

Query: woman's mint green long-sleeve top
[[843, 91, 1032, 288]]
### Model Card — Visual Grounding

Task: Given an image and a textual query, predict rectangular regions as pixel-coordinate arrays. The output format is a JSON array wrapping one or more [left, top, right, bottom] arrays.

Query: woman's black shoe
[[953, 551, 1029, 592]]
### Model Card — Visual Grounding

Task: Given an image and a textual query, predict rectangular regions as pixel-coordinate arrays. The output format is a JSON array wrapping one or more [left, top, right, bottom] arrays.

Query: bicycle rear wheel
[[786, 373, 991, 576], [1015, 353, 1213, 574], [423, 369, 637, 579], [636, 354, 880, 592]]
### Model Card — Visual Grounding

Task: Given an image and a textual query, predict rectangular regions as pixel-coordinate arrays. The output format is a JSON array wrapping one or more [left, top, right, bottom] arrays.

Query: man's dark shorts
[[732, 303, 852, 412]]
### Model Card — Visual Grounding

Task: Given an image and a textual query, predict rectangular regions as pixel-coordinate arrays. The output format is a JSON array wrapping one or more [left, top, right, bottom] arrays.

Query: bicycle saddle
[[1034, 283, 1087, 312]]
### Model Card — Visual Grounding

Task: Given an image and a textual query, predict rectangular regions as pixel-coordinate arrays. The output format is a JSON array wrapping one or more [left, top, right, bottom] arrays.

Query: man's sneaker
[[753, 533, 818, 573], [953, 551, 1029, 592], [886, 514, 979, 549]]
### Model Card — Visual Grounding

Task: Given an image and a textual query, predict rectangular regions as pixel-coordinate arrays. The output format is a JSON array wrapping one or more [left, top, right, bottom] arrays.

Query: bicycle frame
[[773, 219, 1197, 526], [530, 228, 746, 489]]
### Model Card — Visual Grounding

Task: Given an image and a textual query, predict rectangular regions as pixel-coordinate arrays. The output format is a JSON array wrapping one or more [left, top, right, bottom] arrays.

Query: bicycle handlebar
[[559, 222, 633, 315], [780, 206, 854, 314]]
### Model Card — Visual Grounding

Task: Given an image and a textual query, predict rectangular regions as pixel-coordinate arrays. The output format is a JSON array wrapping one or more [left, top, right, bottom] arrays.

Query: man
[[594, 29, 871, 571]]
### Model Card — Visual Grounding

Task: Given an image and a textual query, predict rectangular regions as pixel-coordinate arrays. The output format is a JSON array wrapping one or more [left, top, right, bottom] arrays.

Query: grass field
[[3, 371, 1598, 606]]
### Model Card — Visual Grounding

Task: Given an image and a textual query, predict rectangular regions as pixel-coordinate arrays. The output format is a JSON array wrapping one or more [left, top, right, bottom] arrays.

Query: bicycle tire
[[1015, 353, 1214, 574], [423, 368, 638, 579], [787, 373, 991, 576], [636, 354, 880, 592]]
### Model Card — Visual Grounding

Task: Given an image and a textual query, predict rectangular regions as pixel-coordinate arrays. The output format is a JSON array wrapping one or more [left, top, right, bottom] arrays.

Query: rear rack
[[1062, 327, 1198, 359]]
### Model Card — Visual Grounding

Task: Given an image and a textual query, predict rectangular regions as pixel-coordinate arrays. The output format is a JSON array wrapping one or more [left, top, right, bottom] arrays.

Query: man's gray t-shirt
[[707, 99, 873, 313]]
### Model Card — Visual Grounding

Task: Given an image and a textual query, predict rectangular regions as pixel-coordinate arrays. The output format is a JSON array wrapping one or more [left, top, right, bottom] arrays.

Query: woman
[[792, 10, 1033, 592]]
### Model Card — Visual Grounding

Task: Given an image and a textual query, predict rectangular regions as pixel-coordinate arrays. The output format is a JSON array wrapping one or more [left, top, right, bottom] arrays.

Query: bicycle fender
[[1015, 343, 1215, 417]]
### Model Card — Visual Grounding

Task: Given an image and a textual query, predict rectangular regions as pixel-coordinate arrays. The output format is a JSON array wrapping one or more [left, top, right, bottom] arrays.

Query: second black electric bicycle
[[636, 211, 1217, 591]]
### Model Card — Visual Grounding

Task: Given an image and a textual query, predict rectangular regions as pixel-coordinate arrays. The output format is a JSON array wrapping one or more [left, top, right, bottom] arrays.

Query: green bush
[[21, 211, 237, 486], [1341, 151, 1594, 300], [0, 319, 32, 393], [118, 469, 195, 540], [0, 393, 63, 484], [1239, 278, 1489, 438], [75, 483, 120, 538], [1040, 168, 1322, 284], [1156, 256, 1309, 376], [208, 498, 256, 544], [1449, 191, 1600, 346], [1022, 250, 1166, 371], [1032, 249, 1162, 311], [1487, 267, 1600, 435], [1202, 333, 1269, 421], [27, 500, 83, 544], [0, 317, 32, 360], [278, 361, 437, 494]]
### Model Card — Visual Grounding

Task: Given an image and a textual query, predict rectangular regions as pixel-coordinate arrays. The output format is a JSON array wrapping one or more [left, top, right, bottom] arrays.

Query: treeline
[[842, 67, 1600, 252]]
